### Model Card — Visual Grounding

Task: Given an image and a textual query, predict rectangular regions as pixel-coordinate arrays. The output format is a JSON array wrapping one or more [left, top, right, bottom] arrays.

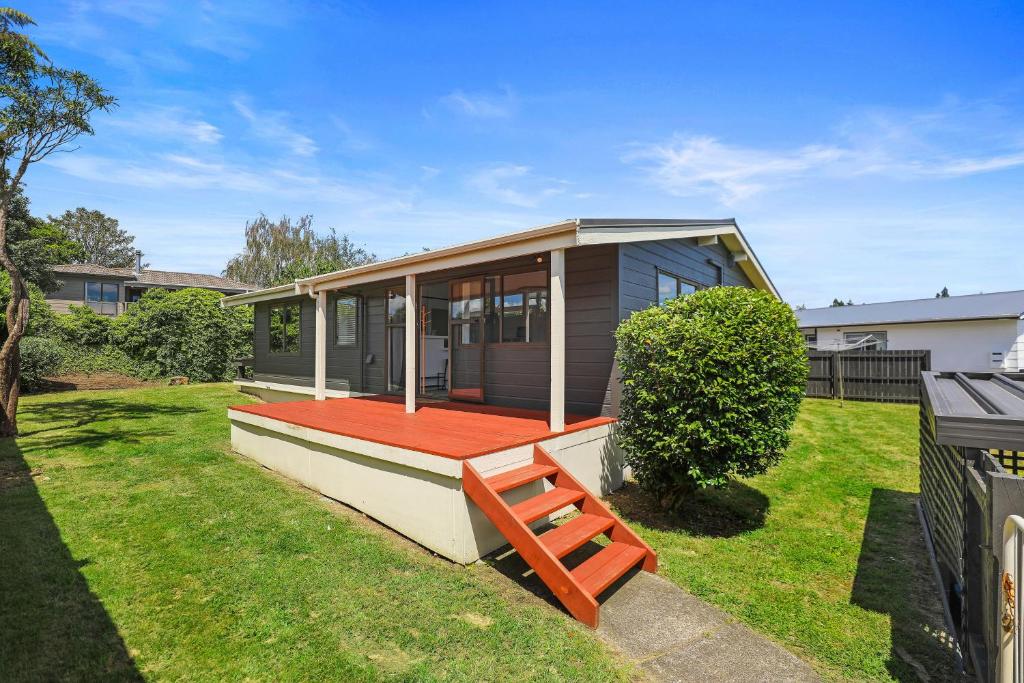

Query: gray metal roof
[[922, 372, 1024, 451], [797, 290, 1024, 328]]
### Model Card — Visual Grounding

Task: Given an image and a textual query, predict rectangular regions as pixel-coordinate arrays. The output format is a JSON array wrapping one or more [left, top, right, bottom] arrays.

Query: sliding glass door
[[448, 277, 485, 402]]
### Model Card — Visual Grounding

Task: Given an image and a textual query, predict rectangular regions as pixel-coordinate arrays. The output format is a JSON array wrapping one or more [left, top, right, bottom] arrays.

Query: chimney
[[134, 250, 143, 275]]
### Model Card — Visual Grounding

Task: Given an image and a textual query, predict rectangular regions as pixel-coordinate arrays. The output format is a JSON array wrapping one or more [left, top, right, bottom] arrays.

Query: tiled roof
[[52, 263, 132, 277], [51, 264, 255, 292]]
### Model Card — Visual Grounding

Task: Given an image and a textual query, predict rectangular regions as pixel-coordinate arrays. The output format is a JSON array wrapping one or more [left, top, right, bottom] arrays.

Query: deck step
[[485, 464, 560, 494], [511, 487, 586, 525], [571, 542, 647, 597], [540, 514, 616, 558]]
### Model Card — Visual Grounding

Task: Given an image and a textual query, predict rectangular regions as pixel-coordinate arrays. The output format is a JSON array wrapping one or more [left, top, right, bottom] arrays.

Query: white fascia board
[[297, 220, 576, 291], [310, 229, 578, 292], [575, 224, 728, 245], [220, 284, 298, 307]]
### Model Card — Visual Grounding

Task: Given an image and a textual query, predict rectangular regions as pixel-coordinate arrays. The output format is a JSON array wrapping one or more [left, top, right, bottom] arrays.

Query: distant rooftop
[[51, 264, 255, 293], [797, 290, 1024, 328]]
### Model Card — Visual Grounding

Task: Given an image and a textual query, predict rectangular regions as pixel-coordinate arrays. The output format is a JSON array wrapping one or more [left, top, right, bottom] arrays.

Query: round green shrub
[[614, 286, 808, 506], [19, 336, 65, 392]]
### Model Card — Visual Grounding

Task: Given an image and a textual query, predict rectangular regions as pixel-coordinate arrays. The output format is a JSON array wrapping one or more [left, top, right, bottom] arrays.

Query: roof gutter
[[220, 283, 298, 308]]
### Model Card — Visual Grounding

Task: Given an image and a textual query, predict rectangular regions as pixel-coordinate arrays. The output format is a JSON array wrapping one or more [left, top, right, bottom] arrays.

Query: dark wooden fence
[[920, 404, 1024, 680], [806, 349, 931, 403]]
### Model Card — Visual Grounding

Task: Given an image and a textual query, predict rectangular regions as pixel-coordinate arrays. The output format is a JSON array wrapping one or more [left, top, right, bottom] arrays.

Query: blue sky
[[18, 1, 1024, 307]]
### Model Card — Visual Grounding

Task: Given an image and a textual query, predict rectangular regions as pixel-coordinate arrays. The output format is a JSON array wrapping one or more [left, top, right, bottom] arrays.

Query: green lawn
[[607, 398, 957, 682], [0, 384, 631, 682], [1, 385, 956, 682]]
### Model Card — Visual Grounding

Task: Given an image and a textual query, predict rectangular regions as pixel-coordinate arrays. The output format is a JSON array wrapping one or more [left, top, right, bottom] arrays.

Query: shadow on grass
[[16, 396, 204, 452], [852, 488, 962, 682], [0, 440, 143, 681], [606, 480, 769, 537]]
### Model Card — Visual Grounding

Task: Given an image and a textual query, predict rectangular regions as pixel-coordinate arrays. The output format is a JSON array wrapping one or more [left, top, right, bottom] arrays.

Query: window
[[335, 295, 358, 346], [500, 270, 548, 343], [86, 281, 119, 303], [269, 303, 300, 354], [387, 288, 405, 324], [803, 332, 818, 348], [477, 270, 548, 344], [86, 281, 119, 315], [657, 270, 699, 305], [844, 331, 887, 351]]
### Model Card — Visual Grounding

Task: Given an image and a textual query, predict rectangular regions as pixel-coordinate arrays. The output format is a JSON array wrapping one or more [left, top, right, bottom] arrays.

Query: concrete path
[[597, 571, 819, 682], [485, 542, 818, 682]]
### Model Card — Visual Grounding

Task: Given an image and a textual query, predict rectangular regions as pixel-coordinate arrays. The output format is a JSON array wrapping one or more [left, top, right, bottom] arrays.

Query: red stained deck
[[230, 395, 616, 460]]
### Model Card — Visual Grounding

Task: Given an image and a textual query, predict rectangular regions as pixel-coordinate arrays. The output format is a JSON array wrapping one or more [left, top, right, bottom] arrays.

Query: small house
[[220, 218, 776, 626], [797, 291, 1024, 372]]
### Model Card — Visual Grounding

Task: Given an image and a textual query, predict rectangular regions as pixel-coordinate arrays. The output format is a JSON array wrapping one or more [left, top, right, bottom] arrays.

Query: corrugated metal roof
[[51, 264, 255, 292], [922, 372, 1024, 451], [797, 290, 1024, 328]]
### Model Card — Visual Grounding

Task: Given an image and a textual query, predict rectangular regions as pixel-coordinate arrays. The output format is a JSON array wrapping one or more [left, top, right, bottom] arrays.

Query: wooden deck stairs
[[463, 445, 657, 627]]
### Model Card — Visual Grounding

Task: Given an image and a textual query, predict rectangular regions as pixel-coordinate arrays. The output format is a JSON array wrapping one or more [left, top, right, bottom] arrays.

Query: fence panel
[[806, 349, 931, 403]]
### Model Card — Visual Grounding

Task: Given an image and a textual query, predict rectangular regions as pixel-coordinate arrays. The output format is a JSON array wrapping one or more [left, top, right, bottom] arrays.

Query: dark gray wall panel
[[618, 238, 752, 320]]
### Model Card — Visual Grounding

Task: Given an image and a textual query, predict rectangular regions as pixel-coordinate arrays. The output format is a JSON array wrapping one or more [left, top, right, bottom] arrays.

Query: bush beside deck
[[608, 398, 958, 681]]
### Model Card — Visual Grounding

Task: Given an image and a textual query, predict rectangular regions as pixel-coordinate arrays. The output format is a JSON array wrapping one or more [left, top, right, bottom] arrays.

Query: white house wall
[[809, 319, 1021, 372]]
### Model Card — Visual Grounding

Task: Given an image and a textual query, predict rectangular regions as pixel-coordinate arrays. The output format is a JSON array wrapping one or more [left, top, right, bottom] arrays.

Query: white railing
[[1001, 515, 1024, 682]]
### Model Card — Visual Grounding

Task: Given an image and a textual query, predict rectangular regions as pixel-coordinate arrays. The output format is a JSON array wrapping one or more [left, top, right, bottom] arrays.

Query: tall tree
[[224, 214, 376, 288], [935, 286, 950, 298], [50, 207, 139, 268], [9, 191, 83, 292], [0, 8, 115, 435]]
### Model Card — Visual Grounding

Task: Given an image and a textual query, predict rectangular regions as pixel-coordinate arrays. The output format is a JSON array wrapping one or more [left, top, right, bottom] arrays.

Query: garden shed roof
[[921, 371, 1024, 451]]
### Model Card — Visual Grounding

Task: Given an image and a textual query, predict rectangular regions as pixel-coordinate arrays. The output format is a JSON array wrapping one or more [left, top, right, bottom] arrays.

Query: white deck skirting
[[228, 410, 624, 563]]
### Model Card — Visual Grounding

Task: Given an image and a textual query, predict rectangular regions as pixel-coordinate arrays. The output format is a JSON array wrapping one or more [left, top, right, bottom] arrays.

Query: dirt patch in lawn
[[34, 373, 160, 393]]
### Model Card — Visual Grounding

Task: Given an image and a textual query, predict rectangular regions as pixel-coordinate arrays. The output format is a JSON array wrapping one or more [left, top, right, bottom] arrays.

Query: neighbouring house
[[220, 218, 777, 626], [797, 290, 1024, 372], [46, 253, 255, 315]]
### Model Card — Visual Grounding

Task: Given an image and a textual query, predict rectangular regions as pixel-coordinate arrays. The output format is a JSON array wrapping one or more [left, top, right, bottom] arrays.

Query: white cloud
[[440, 88, 517, 119], [467, 164, 568, 207], [329, 116, 373, 152], [107, 106, 222, 144], [44, 152, 392, 206], [627, 100, 1024, 205], [624, 135, 845, 204], [232, 96, 317, 156]]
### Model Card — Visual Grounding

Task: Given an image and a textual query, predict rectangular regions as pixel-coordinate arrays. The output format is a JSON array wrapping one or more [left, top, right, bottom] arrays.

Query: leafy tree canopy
[[829, 298, 854, 307], [50, 207, 140, 268], [935, 286, 950, 298], [7, 190, 84, 292], [224, 214, 376, 288]]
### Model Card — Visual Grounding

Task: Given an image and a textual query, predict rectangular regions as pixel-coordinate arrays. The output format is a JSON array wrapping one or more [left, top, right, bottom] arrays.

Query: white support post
[[549, 249, 566, 432], [405, 274, 416, 413], [314, 289, 327, 401]]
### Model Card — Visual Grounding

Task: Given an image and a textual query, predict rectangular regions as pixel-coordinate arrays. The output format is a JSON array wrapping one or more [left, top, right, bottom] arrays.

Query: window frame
[[334, 293, 360, 347], [656, 268, 702, 305], [85, 280, 119, 303], [268, 301, 302, 355], [497, 268, 549, 345]]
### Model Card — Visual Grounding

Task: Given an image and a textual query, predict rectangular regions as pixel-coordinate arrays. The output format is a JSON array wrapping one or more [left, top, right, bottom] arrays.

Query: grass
[[0, 384, 631, 682], [607, 398, 958, 682]]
